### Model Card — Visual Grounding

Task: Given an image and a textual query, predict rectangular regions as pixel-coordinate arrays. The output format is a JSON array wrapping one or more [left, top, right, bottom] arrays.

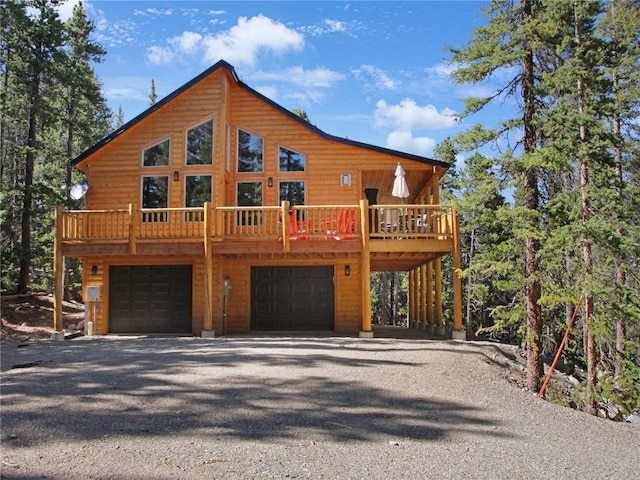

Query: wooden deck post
[[203, 202, 214, 334], [426, 262, 433, 326], [281, 200, 290, 253], [451, 208, 464, 337], [420, 264, 427, 328], [435, 258, 443, 326], [408, 269, 416, 328], [431, 179, 445, 329], [53, 206, 64, 332], [128, 203, 137, 255], [360, 199, 373, 336]]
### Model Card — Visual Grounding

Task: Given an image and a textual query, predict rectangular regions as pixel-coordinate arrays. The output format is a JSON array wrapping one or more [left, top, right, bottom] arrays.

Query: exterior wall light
[[173, 170, 179, 181], [91, 265, 98, 275], [344, 265, 350, 276]]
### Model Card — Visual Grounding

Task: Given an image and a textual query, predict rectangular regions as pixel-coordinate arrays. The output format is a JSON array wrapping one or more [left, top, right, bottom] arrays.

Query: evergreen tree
[[449, 0, 547, 391], [149, 79, 157, 106], [0, 0, 110, 294], [114, 105, 125, 129], [2, 0, 65, 293]]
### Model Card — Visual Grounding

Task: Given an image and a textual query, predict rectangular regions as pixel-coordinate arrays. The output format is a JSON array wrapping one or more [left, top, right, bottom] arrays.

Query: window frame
[[278, 180, 306, 206], [184, 174, 213, 208], [141, 175, 169, 222], [236, 128, 264, 173], [141, 138, 171, 167], [278, 145, 306, 173], [185, 118, 214, 166]]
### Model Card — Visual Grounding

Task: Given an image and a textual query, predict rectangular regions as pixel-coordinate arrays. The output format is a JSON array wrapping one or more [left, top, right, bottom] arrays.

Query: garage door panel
[[252, 266, 334, 331], [109, 265, 192, 333]]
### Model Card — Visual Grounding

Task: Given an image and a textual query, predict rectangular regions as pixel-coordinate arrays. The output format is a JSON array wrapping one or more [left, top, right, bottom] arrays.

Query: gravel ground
[[1, 336, 638, 480]]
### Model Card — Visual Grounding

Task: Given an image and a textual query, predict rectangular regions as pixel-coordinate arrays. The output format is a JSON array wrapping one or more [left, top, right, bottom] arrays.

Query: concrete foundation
[[51, 331, 65, 341], [359, 330, 374, 338], [201, 330, 216, 338], [451, 329, 466, 340]]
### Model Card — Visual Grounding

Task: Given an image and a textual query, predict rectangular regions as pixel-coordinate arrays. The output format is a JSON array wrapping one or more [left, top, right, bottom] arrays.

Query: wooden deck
[[58, 202, 457, 270]]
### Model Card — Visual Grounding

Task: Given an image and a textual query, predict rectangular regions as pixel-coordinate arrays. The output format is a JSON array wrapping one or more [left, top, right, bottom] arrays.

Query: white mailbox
[[86, 286, 101, 302]]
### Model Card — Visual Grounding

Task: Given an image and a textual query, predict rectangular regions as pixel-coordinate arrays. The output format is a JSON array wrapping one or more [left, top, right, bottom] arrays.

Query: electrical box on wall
[[86, 286, 101, 301]]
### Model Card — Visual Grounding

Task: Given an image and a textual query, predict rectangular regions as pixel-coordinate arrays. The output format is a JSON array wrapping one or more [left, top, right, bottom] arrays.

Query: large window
[[279, 147, 306, 172], [186, 120, 213, 165], [185, 175, 212, 207], [142, 176, 168, 222], [237, 129, 263, 172], [237, 181, 263, 206], [143, 139, 169, 166], [279, 181, 305, 206]]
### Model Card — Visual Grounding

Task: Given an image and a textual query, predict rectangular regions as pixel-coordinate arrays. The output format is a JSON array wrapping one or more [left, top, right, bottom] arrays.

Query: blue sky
[[57, 1, 508, 162]]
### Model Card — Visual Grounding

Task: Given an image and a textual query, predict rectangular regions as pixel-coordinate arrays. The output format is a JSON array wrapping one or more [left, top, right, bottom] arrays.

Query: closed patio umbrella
[[392, 163, 409, 203]]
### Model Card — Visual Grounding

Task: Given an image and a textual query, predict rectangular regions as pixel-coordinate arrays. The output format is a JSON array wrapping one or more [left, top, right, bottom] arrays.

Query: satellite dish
[[69, 179, 89, 200]]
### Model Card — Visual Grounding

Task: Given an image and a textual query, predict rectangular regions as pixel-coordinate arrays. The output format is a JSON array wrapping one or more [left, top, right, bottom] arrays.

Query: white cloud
[[104, 86, 147, 102], [56, 0, 81, 21], [201, 15, 304, 66], [134, 8, 173, 17], [285, 89, 326, 108], [386, 131, 437, 157], [147, 14, 304, 66], [374, 99, 458, 131], [250, 66, 344, 88], [424, 62, 459, 79], [147, 45, 175, 65], [352, 65, 398, 91], [169, 31, 203, 54], [302, 18, 362, 37]]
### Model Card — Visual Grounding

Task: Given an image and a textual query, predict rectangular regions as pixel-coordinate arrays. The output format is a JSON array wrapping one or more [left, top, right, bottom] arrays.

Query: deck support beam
[[435, 258, 443, 326], [203, 202, 214, 334], [360, 199, 372, 335], [451, 208, 464, 337]]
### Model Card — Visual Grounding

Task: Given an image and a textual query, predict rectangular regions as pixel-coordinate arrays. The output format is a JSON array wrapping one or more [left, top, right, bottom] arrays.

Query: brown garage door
[[251, 266, 334, 331], [109, 265, 192, 333]]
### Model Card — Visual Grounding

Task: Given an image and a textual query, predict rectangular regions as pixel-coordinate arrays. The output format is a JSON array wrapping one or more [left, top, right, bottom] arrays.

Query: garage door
[[109, 265, 192, 333], [251, 266, 334, 331]]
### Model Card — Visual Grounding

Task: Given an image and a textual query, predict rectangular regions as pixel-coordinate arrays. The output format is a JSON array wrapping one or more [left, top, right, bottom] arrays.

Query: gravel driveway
[[1, 336, 638, 479]]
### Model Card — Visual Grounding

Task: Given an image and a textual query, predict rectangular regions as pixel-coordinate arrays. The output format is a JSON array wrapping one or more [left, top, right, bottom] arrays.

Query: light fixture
[[344, 265, 350, 276], [340, 173, 351, 186], [267, 177, 273, 187], [91, 265, 98, 275], [173, 170, 179, 181]]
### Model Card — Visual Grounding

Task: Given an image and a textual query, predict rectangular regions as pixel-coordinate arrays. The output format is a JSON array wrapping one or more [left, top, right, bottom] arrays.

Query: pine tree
[[449, 0, 546, 391], [5, 0, 65, 293], [149, 79, 157, 106]]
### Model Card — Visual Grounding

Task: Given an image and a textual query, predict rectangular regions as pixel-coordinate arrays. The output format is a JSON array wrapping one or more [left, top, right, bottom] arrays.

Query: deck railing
[[59, 203, 455, 245]]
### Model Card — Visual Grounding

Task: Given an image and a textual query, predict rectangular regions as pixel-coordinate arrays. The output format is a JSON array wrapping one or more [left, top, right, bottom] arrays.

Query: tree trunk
[[18, 102, 38, 293], [575, 3, 597, 415], [465, 227, 476, 334], [522, 0, 543, 392], [610, 0, 626, 378]]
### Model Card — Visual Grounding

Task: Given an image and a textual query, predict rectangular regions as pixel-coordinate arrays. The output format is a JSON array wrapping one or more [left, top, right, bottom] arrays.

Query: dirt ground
[[1, 293, 578, 407], [2, 334, 638, 480], [1, 293, 85, 342]]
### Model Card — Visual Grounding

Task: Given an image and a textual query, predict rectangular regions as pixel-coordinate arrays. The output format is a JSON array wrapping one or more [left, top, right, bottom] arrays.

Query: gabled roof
[[72, 59, 450, 169]]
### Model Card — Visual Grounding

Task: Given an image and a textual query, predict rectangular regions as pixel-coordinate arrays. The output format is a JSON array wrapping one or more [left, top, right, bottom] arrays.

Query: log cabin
[[53, 60, 463, 338]]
